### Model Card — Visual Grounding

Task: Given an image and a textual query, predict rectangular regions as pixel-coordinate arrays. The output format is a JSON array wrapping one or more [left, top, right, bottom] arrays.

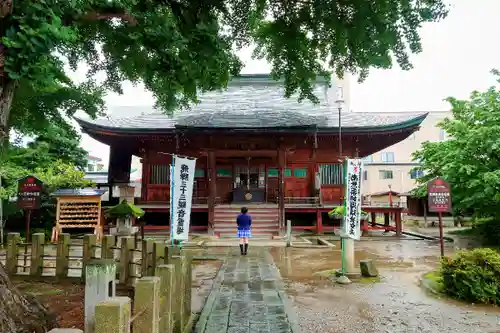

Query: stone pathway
[[194, 249, 299, 333]]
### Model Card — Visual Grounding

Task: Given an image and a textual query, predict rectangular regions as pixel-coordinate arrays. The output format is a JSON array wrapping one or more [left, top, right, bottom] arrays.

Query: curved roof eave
[[75, 112, 428, 135]]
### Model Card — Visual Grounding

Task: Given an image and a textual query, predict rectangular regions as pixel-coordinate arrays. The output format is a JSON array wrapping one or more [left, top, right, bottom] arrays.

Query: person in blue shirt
[[236, 206, 252, 255]]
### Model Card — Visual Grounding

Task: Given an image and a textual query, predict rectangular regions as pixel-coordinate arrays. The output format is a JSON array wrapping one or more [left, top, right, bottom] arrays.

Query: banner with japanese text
[[171, 156, 196, 241], [342, 159, 363, 240]]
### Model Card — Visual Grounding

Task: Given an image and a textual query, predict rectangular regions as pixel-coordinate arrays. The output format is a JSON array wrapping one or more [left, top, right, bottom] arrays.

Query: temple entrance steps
[[214, 205, 280, 238]]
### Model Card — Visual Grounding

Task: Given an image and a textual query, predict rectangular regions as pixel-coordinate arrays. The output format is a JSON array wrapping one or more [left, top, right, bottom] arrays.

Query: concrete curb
[[317, 238, 336, 247], [264, 251, 301, 333], [192, 258, 226, 333]]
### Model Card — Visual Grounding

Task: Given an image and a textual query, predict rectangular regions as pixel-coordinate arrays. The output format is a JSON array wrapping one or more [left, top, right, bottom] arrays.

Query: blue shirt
[[236, 213, 252, 230]]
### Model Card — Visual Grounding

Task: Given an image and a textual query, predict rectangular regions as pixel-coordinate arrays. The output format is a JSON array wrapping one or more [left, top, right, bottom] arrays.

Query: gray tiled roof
[[76, 78, 427, 131]]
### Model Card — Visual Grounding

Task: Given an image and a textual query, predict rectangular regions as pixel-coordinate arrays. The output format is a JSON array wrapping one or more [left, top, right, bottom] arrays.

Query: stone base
[[360, 259, 379, 277], [110, 226, 139, 236], [336, 275, 352, 284], [334, 269, 361, 279]]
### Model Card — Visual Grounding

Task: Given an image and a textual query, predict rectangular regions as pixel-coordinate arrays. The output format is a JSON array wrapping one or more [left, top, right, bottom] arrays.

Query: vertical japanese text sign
[[17, 176, 43, 210], [171, 156, 196, 241], [343, 159, 363, 240], [427, 178, 452, 213]]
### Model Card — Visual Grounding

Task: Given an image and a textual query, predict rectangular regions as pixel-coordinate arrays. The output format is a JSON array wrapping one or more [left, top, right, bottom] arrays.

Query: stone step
[[214, 218, 278, 223], [214, 225, 279, 231]]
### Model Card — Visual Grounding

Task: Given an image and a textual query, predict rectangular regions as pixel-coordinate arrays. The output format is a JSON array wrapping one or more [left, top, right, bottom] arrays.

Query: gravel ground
[[271, 239, 500, 333]]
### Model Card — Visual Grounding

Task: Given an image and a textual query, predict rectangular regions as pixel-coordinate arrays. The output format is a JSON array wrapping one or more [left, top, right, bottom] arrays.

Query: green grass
[[358, 276, 382, 284], [422, 270, 444, 294], [448, 228, 475, 235]]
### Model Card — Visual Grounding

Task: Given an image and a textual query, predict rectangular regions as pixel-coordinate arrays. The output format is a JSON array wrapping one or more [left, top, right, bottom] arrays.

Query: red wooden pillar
[[208, 151, 216, 233], [395, 211, 402, 237], [278, 148, 285, 233], [316, 210, 323, 234]]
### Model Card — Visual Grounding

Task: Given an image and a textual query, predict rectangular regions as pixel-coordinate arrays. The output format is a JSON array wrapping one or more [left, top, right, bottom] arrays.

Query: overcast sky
[[79, 0, 500, 161]]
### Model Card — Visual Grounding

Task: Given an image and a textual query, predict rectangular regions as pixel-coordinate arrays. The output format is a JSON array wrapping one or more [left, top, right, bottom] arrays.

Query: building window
[[195, 168, 205, 178], [362, 155, 373, 163], [439, 129, 446, 141], [410, 170, 424, 179], [363, 170, 368, 181], [381, 152, 395, 163], [216, 168, 232, 177], [320, 164, 344, 185], [294, 168, 308, 178], [379, 170, 393, 179], [149, 164, 170, 184], [87, 164, 94, 172]]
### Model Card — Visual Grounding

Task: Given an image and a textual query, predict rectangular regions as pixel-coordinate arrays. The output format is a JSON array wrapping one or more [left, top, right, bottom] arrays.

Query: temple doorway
[[232, 162, 266, 203]]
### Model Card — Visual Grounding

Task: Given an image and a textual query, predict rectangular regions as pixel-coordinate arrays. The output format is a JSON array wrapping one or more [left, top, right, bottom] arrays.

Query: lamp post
[[335, 96, 349, 278]]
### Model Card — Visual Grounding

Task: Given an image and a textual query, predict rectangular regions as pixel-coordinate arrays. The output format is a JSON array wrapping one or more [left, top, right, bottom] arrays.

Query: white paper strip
[[170, 156, 196, 241]]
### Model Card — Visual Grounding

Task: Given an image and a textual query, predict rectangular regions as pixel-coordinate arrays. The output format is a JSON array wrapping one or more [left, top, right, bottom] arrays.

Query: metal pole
[[338, 105, 347, 276], [438, 212, 444, 257]]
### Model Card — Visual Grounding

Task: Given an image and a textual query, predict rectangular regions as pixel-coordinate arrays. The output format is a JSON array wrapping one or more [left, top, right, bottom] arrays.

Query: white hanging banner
[[171, 155, 196, 241], [343, 159, 363, 240]]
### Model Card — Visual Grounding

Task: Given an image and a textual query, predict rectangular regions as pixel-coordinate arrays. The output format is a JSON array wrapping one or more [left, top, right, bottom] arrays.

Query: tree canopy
[[8, 124, 88, 170], [412, 71, 500, 217], [1, 0, 448, 139]]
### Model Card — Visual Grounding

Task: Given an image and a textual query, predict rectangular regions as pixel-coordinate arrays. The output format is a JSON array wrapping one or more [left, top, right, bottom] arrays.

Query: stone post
[[155, 264, 175, 333], [29, 233, 45, 277], [6, 233, 20, 275], [56, 233, 70, 278], [343, 238, 357, 276], [84, 259, 117, 333], [170, 255, 190, 332], [83, 234, 97, 282], [152, 242, 168, 272], [48, 330, 83, 333], [94, 297, 131, 333], [101, 235, 116, 260], [141, 238, 154, 276], [180, 250, 192, 327], [133, 277, 161, 333], [118, 236, 134, 285]]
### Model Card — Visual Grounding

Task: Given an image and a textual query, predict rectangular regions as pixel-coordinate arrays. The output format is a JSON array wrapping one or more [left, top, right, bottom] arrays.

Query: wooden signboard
[[17, 176, 43, 210], [427, 177, 452, 257], [427, 178, 452, 213]]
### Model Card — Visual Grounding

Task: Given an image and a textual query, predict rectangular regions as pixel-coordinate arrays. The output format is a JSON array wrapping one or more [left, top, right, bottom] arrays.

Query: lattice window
[[320, 164, 344, 185], [149, 164, 170, 184]]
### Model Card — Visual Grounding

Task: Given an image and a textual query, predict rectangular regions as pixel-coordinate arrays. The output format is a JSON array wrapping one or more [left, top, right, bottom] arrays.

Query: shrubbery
[[473, 217, 500, 246], [440, 248, 500, 304]]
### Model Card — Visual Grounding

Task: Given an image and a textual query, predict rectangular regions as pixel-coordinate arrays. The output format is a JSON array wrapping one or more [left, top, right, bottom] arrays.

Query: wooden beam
[[278, 148, 285, 234], [207, 151, 216, 232]]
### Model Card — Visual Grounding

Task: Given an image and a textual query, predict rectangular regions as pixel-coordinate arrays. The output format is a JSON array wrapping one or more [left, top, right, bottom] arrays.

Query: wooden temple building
[[76, 75, 427, 237]]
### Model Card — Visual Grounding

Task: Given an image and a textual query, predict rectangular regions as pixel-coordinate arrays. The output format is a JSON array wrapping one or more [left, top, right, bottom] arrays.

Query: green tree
[[0, 0, 448, 143], [8, 125, 89, 170], [413, 72, 500, 218]]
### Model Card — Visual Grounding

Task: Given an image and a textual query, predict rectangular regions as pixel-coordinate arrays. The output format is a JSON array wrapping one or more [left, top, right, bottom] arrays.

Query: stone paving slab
[[194, 249, 299, 333]]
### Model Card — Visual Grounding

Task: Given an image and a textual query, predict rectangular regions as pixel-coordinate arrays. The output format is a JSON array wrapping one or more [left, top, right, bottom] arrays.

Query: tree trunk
[[0, 263, 57, 333], [0, 30, 58, 332]]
